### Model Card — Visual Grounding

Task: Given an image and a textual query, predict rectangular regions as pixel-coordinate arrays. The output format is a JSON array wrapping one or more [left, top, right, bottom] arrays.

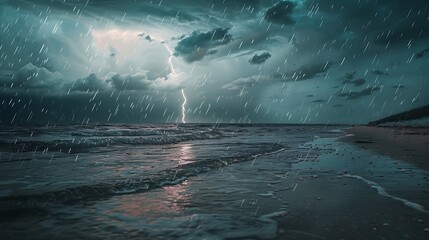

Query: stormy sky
[[0, 0, 428, 124]]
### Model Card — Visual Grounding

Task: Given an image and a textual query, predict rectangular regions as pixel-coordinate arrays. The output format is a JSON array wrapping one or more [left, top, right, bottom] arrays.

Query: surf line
[[344, 174, 428, 214]]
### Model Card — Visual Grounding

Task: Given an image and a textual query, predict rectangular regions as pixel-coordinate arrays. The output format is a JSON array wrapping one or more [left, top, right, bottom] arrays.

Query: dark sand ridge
[[343, 126, 429, 170], [368, 104, 429, 126]]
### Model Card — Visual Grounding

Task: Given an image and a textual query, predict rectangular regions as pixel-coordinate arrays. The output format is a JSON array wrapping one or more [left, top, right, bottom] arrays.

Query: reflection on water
[[104, 143, 195, 220], [177, 143, 195, 165], [103, 182, 191, 221]]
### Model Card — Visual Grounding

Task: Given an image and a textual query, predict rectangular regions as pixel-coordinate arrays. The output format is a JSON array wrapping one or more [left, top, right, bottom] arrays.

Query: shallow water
[[0, 124, 428, 239]]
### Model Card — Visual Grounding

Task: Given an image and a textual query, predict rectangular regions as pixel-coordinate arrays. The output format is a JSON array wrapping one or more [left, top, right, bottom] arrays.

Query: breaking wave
[[0, 143, 285, 210], [0, 130, 222, 152]]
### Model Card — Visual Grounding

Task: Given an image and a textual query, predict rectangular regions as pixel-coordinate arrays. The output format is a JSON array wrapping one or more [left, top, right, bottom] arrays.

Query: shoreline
[[342, 125, 429, 170]]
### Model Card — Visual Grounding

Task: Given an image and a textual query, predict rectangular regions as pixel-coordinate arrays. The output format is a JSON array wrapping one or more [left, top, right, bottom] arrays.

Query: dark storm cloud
[[174, 28, 233, 63], [265, 1, 296, 25], [1, 0, 428, 124], [373, 12, 429, 45], [5, 0, 268, 26], [138, 33, 153, 42], [415, 48, 429, 59], [249, 52, 271, 64], [308, 0, 429, 45], [191, 0, 264, 18], [0, 66, 151, 93], [0, 5, 96, 90], [224, 62, 333, 92], [0, 63, 63, 91], [289, 62, 332, 81], [222, 75, 269, 91], [343, 78, 366, 87], [337, 87, 380, 100], [5, 0, 198, 23], [342, 72, 356, 81], [71, 74, 109, 92], [206, 0, 262, 12], [145, 35, 153, 42], [0, 90, 184, 124], [371, 70, 388, 76], [108, 73, 151, 91]]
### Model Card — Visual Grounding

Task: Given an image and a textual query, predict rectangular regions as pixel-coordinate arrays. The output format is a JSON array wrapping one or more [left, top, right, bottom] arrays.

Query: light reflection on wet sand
[[176, 143, 195, 165], [103, 143, 195, 220]]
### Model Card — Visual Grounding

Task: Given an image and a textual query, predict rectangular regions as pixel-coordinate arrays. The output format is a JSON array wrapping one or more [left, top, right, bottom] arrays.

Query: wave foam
[[344, 174, 428, 214]]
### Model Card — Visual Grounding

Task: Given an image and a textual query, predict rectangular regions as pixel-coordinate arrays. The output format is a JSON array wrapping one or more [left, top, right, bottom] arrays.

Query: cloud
[[107, 71, 186, 92], [71, 73, 110, 92], [374, 15, 429, 45], [151, 72, 188, 91], [2, 65, 186, 94], [415, 48, 429, 59], [337, 87, 380, 100], [287, 62, 332, 81], [7, 0, 199, 23], [138, 33, 153, 42], [0, 63, 63, 91], [206, 0, 263, 15], [309, 0, 429, 45], [107, 73, 152, 91], [343, 78, 366, 87], [249, 52, 271, 64], [1, 0, 428, 124], [371, 70, 388, 76], [222, 74, 272, 92], [174, 28, 233, 62], [223, 62, 333, 92], [145, 35, 153, 42], [71, 72, 159, 93], [265, 1, 297, 25], [342, 72, 356, 81]]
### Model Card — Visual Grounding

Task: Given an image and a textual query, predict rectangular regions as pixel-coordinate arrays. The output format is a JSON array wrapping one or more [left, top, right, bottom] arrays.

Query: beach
[[273, 125, 429, 239], [344, 126, 429, 170], [0, 124, 428, 239]]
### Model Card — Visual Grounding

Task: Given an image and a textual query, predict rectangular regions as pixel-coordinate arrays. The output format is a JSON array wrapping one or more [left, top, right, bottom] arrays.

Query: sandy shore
[[343, 126, 429, 170]]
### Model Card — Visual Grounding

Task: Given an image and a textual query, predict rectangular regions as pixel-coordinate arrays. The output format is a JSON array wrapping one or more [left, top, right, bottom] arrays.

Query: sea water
[[0, 124, 428, 239]]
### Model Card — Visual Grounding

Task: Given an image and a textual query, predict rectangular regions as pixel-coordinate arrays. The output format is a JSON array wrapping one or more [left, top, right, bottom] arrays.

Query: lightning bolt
[[143, 33, 187, 123], [162, 42, 187, 123], [181, 88, 187, 124], [163, 42, 177, 76]]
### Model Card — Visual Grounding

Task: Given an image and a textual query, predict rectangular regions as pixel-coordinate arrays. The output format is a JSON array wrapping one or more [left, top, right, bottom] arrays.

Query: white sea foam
[[344, 174, 428, 214], [145, 212, 284, 240], [159, 177, 187, 187]]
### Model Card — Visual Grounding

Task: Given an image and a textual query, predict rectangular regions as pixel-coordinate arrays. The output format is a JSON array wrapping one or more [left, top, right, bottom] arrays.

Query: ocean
[[0, 124, 428, 239]]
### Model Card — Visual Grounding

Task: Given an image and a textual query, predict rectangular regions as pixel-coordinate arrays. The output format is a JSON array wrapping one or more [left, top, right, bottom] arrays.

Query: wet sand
[[270, 132, 429, 239], [273, 174, 429, 240], [343, 126, 429, 170]]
